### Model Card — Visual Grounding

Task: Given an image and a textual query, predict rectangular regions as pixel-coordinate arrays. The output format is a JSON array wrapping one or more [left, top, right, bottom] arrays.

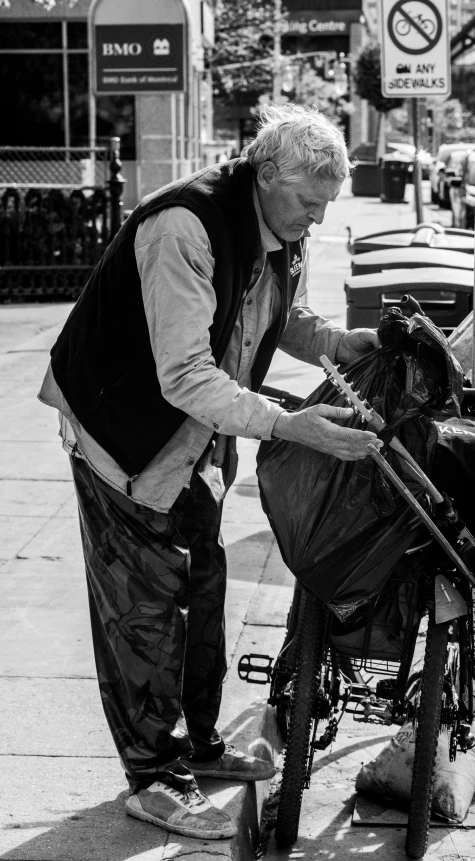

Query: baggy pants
[[70, 454, 227, 793]]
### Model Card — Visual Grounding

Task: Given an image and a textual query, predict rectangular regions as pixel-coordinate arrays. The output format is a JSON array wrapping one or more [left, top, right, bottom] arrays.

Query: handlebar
[[259, 385, 304, 411]]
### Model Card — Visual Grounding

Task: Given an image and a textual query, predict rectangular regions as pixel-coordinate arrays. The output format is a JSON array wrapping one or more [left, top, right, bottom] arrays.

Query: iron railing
[[0, 139, 124, 302]]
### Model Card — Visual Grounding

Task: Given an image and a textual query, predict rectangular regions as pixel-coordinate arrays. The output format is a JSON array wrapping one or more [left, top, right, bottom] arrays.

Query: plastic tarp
[[257, 311, 464, 621]]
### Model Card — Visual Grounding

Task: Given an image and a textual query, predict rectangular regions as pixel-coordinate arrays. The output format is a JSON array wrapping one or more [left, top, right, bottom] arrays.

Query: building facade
[[0, 0, 214, 208], [448, 0, 475, 36]]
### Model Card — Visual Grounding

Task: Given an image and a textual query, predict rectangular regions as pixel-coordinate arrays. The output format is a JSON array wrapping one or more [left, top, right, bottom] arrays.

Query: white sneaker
[[125, 766, 237, 839]]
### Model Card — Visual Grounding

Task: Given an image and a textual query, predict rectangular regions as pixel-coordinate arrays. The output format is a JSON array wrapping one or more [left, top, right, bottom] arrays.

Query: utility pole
[[411, 99, 424, 224], [272, 0, 282, 103]]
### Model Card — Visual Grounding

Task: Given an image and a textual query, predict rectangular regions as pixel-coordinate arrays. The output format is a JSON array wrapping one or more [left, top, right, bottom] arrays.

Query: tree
[[353, 43, 404, 116], [211, 0, 277, 99], [353, 43, 404, 158], [211, 0, 351, 129]]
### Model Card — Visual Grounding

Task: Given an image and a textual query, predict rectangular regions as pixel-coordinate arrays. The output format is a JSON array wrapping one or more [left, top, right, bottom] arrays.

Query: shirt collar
[[252, 182, 283, 253]]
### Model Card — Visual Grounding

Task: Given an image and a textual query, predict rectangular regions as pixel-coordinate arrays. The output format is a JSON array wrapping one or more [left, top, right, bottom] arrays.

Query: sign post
[[381, 0, 451, 224]]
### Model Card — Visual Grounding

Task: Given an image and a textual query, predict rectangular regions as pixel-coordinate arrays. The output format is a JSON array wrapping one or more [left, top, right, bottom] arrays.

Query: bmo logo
[[102, 42, 142, 56], [153, 38, 170, 56]]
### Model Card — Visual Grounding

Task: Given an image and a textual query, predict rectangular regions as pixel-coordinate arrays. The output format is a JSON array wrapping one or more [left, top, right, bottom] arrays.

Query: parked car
[[449, 150, 475, 229], [437, 149, 470, 208], [387, 142, 432, 179], [430, 142, 475, 204]]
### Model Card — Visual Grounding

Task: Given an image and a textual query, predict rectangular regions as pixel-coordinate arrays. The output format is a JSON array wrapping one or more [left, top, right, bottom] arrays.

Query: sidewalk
[[0, 180, 464, 861]]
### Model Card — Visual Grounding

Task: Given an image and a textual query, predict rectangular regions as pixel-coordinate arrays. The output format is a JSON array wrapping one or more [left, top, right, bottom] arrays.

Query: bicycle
[[395, 13, 436, 38], [240, 365, 475, 858]]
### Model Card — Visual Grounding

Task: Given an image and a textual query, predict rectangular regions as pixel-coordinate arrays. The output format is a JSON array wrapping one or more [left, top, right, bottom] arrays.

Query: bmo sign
[[95, 24, 184, 92], [102, 43, 143, 56]]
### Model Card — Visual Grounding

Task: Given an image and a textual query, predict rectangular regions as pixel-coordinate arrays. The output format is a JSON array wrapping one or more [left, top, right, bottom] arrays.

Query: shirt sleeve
[[135, 207, 283, 440], [278, 240, 347, 365]]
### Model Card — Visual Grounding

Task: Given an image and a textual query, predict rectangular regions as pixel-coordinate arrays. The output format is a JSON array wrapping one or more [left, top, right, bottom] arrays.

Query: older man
[[39, 103, 382, 840]]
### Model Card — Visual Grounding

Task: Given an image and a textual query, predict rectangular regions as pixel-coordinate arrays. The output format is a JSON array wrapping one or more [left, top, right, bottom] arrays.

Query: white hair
[[242, 103, 351, 183]]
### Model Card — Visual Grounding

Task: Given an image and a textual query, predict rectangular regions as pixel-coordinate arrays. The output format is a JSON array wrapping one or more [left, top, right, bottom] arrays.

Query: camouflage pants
[[70, 454, 227, 792]]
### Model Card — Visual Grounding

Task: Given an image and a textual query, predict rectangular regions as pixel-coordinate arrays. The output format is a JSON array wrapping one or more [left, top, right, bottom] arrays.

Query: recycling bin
[[351, 162, 381, 197], [380, 154, 412, 203], [349, 223, 474, 256], [351, 247, 473, 277], [345, 267, 473, 336]]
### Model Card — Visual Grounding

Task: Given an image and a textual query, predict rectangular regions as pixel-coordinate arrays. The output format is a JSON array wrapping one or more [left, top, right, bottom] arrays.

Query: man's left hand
[[335, 328, 380, 365]]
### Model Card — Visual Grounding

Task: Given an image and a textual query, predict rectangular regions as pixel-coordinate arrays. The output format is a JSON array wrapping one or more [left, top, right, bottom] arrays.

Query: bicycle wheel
[[275, 587, 326, 848], [396, 18, 410, 35], [406, 615, 449, 859], [421, 18, 436, 37]]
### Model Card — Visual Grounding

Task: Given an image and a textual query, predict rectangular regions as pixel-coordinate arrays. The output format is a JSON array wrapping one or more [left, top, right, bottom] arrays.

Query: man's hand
[[335, 328, 380, 365], [272, 404, 383, 461]]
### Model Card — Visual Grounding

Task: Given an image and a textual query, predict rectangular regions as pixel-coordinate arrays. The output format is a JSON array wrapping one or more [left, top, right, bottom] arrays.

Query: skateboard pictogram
[[388, 0, 443, 56]]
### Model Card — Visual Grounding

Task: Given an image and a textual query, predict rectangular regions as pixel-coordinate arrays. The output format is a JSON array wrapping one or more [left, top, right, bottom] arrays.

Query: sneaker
[[180, 743, 275, 781], [125, 764, 237, 839]]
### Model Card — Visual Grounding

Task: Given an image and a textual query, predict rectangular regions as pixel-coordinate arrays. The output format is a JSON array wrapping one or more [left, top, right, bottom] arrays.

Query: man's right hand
[[272, 404, 384, 461]]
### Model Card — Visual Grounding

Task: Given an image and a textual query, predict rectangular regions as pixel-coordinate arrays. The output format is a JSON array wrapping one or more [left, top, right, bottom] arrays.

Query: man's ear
[[256, 161, 278, 191]]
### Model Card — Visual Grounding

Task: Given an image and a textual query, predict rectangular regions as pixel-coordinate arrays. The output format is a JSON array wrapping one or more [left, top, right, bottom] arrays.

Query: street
[[0, 179, 473, 861]]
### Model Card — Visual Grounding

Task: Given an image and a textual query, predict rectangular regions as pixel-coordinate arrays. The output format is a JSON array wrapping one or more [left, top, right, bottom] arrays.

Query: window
[[0, 21, 136, 157], [0, 21, 85, 147]]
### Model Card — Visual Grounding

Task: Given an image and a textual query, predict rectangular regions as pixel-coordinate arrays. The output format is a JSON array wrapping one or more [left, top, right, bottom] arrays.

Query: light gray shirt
[[38, 185, 346, 512]]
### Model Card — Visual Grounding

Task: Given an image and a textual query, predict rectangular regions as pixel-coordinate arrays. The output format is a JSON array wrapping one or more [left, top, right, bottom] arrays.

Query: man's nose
[[308, 203, 328, 224]]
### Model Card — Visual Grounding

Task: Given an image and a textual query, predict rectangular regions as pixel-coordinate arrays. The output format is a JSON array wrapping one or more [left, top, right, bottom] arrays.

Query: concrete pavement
[[1, 179, 471, 861]]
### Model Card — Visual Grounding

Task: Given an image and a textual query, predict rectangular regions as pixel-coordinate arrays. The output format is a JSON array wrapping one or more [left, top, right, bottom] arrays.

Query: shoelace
[[224, 743, 246, 758], [163, 769, 206, 808], [167, 786, 207, 808]]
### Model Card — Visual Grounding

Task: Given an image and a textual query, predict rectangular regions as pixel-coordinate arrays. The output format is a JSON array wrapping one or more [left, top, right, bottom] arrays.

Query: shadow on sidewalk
[[2, 701, 274, 861], [1, 791, 164, 861]]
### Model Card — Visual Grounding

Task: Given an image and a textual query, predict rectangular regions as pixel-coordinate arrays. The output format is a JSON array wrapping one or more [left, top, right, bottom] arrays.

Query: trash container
[[349, 223, 474, 256], [351, 247, 474, 277], [345, 267, 473, 335], [380, 154, 412, 202], [351, 162, 381, 197]]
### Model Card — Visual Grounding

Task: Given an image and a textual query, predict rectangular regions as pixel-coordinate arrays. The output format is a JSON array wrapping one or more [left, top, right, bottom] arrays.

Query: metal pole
[[473, 280, 475, 387], [411, 98, 424, 224], [62, 21, 70, 151], [272, 0, 281, 103], [87, 0, 97, 184], [171, 93, 178, 181], [109, 136, 125, 237]]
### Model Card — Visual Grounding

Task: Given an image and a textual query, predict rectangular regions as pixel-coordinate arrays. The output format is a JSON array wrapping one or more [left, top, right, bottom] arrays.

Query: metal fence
[[0, 140, 124, 302], [0, 146, 109, 188]]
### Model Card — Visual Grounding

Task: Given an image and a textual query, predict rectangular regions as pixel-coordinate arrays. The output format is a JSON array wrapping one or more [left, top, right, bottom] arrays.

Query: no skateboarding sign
[[381, 0, 451, 97]]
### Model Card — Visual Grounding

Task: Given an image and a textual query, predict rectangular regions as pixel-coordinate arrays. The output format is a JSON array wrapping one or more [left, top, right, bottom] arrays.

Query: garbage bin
[[380, 154, 412, 203], [351, 247, 474, 277], [349, 223, 474, 255], [345, 267, 473, 336], [351, 162, 381, 197]]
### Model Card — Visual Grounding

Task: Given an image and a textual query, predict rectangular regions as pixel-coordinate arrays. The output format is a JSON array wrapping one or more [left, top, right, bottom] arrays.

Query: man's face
[[255, 162, 343, 242]]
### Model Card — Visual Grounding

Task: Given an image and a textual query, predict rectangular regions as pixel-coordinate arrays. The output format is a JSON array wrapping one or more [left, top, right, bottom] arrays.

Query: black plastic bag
[[432, 417, 475, 533], [330, 555, 423, 661], [257, 311, 463, 621]]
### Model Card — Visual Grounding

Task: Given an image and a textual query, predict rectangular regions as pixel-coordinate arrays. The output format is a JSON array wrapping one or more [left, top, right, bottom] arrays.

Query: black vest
[[51, 159, 303, 477]]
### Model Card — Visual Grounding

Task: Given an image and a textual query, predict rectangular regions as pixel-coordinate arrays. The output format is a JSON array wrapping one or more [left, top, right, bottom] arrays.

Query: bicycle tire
[[396, 19, 410, 36], [406, 615, 449, 859], [275, 587, 326, 848]]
